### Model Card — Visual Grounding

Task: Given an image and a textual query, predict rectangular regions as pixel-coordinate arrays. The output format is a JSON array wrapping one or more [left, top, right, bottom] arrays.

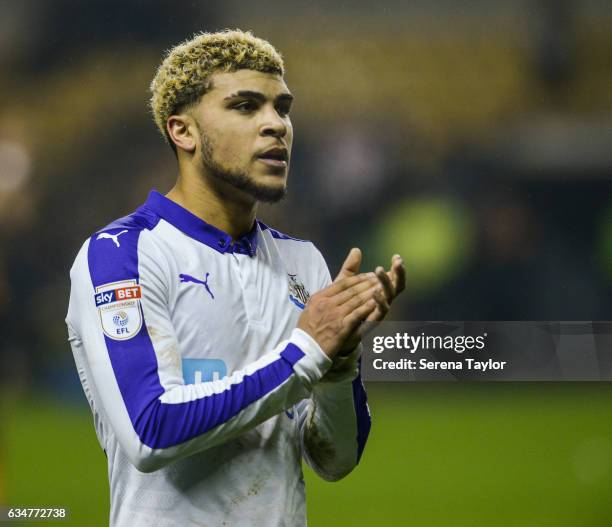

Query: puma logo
[[97, 230, 128, 248], [179, 273, 215, 299]]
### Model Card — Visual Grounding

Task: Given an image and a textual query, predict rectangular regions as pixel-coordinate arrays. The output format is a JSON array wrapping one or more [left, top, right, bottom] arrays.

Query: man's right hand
[[296, 272, 383, 359]]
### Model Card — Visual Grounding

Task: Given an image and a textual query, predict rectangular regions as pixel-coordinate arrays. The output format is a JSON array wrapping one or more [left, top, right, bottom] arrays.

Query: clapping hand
[[335, 247, 406, 356]]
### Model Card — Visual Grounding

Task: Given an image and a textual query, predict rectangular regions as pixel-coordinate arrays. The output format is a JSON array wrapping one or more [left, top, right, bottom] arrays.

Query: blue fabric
[[257, 220, 308, 242], [144, 190, 259, 256], [351, 360, 371, 463], [99, 205, 161, 234], [87, 210, 305, 449]]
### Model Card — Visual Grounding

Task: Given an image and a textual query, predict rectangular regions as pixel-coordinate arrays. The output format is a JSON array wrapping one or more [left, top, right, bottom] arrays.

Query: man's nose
[[260, 108, 287, 138]]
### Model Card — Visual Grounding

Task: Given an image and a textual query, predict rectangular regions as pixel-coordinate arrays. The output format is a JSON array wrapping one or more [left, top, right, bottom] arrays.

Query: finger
[[342, 299, 377, 335], [322, 272, 374, 297], [375, 265, 395, 302], [364, 289, 390, 323], [390, 254, 406, 293], [334, 276, 379, 306], [334, 247, 362, 281], [339, 283, 382, 314], [356, 290, 390, 338], [373, 288, 390, 316], [338, 283, 389, 341], [356, 318, 379, 338]]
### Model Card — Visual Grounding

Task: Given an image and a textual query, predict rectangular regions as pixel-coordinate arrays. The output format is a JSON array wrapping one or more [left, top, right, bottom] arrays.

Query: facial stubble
[[199, 129, 287, 204]]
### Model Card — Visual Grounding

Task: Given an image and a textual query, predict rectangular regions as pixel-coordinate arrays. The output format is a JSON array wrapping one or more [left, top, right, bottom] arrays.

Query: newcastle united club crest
[[288, 274, 311, 310]]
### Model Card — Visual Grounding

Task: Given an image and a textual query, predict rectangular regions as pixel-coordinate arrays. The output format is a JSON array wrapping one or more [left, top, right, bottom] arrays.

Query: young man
[[66, 30, 405, 526]]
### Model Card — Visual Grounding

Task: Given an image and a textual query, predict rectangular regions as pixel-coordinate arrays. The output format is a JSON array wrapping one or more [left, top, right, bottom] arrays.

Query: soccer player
[[66, 29, 405, 526]]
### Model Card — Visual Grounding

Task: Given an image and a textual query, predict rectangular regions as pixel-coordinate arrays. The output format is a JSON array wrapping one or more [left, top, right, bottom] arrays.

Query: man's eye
[[234, 101, 257, 112], [277, 106, 291, 117]]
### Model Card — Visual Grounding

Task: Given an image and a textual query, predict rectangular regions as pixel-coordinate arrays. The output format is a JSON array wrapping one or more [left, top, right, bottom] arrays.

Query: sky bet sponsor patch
[[94, 280, 142, 340]]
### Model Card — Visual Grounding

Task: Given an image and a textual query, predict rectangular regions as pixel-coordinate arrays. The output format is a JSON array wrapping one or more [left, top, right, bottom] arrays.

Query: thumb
[[334, 247, 362, 281]]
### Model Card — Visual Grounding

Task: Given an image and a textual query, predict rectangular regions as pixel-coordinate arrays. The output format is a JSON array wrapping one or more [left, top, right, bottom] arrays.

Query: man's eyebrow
[[223, 90, 294, 103]]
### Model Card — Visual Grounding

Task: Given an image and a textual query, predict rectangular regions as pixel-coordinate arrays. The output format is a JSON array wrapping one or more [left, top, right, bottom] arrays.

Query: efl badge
[[288, 274, 311, 310], [94, 280, 143, 340]]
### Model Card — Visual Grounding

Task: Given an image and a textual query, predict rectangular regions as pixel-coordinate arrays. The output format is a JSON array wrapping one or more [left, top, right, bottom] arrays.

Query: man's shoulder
[[95, 205, 161, 238], [257, 220, 327, 270], [71, 205, 164, 273], [77, 205, 163, 258], [257, 220, 310, 244]]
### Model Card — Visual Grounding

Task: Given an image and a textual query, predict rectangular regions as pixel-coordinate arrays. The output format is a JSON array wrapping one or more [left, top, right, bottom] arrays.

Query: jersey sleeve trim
[[289, 328, 332, 384]]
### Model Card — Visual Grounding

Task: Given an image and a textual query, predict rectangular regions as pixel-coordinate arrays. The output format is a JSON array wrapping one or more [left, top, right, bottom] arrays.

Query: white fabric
[[66, 195, 366, 527]]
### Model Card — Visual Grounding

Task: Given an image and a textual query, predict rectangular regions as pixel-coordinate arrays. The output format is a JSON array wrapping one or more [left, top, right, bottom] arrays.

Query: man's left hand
[[333, 248, 406, 357]]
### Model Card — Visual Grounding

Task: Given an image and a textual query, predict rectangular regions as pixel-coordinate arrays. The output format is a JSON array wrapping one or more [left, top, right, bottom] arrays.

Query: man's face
[[189, 69, 293, 203]]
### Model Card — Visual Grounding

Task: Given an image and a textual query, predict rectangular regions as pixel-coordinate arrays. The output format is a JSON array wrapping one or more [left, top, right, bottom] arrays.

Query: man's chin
[[243, 170, 288, 203], [247, 181, 287, 203], [206, 164, 287, 203], [228, 174, 287, 203]]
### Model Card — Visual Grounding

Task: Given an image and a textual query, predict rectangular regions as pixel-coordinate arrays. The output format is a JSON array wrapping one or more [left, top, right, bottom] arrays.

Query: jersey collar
[[143, 190, 259, 257]]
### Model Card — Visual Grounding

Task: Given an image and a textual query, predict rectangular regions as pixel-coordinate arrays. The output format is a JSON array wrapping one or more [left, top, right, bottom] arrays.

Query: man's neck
[[166, 172, 257, 241]]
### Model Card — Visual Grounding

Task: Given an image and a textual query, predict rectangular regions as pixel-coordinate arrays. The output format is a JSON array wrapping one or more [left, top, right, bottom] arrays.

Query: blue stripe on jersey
[[257, 220, 309, 242], [352, 360, 371, 463], [88, 213, 305, 449]]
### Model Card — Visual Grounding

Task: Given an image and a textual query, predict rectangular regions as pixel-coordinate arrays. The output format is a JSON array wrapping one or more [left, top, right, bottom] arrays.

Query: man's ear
[[167, 114, 197, 154]]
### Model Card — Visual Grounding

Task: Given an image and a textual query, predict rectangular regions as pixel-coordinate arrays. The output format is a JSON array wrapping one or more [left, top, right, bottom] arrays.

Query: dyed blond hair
[[149, 29, 284, 149]]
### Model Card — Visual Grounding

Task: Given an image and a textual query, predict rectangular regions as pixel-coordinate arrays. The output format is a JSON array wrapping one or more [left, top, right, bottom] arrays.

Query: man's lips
[[256, 158, 287, 167], [256, 147, 288, 168]]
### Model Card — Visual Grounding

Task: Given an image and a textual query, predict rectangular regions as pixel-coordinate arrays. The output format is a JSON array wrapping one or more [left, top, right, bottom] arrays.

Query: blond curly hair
[[149, 29, 284, 149]]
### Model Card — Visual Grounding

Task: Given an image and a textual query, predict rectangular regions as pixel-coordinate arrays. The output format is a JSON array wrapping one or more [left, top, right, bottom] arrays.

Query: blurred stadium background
[[1, 0, 612, 525]]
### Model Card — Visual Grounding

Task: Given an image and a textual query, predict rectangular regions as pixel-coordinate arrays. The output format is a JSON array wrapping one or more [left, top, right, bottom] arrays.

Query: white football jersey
[[66, 190, 371, 527]]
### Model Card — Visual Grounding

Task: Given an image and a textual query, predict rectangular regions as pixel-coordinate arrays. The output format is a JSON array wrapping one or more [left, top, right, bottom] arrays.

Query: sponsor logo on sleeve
[[182, 358, 227, 383], [94, 280, 143, 340], [96, 229, 128, 247]]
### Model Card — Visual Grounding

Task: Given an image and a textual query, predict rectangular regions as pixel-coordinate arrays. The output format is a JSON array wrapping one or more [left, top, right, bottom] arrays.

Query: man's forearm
[[299, 353, 371, 481]]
